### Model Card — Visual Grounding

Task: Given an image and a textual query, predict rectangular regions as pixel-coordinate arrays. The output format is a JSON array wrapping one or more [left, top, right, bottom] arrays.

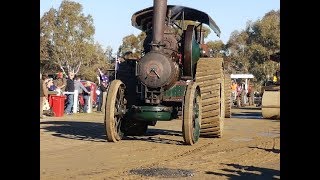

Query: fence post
[[73, 90, 78, 114], [101, 91, 107, 113], [87, 95, 92, 113]]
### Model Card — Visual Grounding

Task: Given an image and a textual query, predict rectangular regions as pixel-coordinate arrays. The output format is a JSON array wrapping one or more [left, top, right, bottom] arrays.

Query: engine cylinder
[[137, 51, 179, 89]]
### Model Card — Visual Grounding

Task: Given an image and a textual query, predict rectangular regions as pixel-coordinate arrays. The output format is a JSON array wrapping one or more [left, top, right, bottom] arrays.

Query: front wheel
[[182, 82, 202, 145], [104, 80, 126, 142]]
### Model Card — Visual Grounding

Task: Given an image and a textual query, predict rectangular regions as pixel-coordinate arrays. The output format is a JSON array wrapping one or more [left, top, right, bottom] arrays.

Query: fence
[[63, 90, 92, 113]]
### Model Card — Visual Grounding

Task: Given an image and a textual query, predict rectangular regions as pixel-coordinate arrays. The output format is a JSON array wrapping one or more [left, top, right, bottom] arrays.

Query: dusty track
[[40, 106, 280, 179]]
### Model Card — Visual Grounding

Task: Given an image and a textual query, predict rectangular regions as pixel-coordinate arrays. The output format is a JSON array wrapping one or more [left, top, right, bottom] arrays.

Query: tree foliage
[[40, 0, 110, 81], [206, 40, 225, 58], [226, 10, 280, 88], [118, 32, 146, 59]]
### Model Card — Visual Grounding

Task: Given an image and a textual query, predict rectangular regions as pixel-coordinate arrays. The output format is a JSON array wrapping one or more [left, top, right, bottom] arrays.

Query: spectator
[[46, 78, 56, 91], [74, 76, 90, 95], [83, 81, 92, 113], [231, 81, 237, 101], [74, 76, 90, 112], [236, 83, 243, 96], [247, 84, 255, 106], [96, 75, 108, 112], [273, 74, 278, 84], [96, 69, 110, 112], [98, 68, 109, 84], [40, 73, 48, 119], [64, 72, 75, 115], [96, 75, 102, 110], [54, 72, 67, 92]]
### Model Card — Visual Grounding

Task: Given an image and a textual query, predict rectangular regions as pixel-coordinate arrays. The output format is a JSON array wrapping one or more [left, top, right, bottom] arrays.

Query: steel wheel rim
[[192, 90, 201, 142], [114, 86, 125, 139]]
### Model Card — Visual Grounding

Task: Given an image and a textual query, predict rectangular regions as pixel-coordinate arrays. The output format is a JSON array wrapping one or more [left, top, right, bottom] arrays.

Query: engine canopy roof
[[131, 5, 221, 37]]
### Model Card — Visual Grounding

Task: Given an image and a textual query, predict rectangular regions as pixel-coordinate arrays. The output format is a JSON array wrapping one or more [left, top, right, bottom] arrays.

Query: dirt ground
[[40, 106, 280, 180]]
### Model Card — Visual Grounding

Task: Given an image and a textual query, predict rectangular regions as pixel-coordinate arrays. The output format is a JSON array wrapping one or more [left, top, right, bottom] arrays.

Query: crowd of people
[[230, 80, 255, 107], [40, 69, 110, 118]]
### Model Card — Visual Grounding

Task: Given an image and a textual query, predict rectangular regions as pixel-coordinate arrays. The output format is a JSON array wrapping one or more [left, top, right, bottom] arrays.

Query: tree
[[225, 9, 280, 86], [118, 32, 146, 59], [206, 40, 225, 58], [78, 42, 111, 81], [40, 0, 110, 80], [104, 46, 114, 63]]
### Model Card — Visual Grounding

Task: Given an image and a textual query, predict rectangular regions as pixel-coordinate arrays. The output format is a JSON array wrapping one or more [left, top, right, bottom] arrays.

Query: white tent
[[230, 74, 254, 79], [230, 74, 255, 104]]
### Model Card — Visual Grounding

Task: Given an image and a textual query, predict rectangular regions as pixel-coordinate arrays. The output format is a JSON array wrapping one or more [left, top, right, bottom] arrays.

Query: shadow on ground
[[205, 163, 280, 179], [232, 107, 262, 110], [40, 121, 183, 144], [40, 121, 106, 142], [125, 128, 184, 145], [231, 111, 262, 119], [249, 146, 280, 154]]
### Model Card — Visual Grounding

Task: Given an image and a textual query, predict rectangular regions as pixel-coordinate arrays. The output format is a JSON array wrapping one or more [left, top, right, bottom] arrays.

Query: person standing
[[40, 73, 48, 119], [96, 70, 109, 112], [46, 78, 56, 91], [74, 76, 90, 96], [273, 73, 278, 84], [74, 76, 90, 112], [83, 81, 92, 113], [54, 72, 67, 92], [96, 77, 108, 112], [231, 81, 237, 101], [64, 72, 75, 115]]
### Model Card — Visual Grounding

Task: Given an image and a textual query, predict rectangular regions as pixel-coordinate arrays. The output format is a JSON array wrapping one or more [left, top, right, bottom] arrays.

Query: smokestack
[[152, 0, 167, 51]]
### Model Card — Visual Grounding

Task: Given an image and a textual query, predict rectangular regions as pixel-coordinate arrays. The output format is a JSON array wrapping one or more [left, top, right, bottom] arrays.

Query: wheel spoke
[[114, 87, 123, 134], [115, 117, 122, 134]]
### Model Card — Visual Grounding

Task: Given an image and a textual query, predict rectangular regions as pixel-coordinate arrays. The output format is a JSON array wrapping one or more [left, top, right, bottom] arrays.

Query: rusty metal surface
[[162, 96, 184, 102], [151, 0, 167, 51], [137, 52, 179, 90], [162, 80, 187, 102], [131, 5, 221, 37], [174, 80, 188, 86], [183, 25, 194, 77]]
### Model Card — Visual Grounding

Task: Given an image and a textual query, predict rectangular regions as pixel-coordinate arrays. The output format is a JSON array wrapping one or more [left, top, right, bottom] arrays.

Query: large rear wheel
[[262, 90, 280, 119], [196, 58, 225, 138], [224, 73, 232, 118], [104, 80, 126, 142], [182, 82, 201, 145]]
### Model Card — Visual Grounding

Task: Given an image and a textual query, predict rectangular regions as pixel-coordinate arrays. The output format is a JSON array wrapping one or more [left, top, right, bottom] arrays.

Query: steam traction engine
[[104, 0, 227, 145]]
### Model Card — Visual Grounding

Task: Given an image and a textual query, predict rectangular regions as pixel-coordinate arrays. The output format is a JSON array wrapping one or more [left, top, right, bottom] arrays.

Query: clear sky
[[40, 0, 280, 52]]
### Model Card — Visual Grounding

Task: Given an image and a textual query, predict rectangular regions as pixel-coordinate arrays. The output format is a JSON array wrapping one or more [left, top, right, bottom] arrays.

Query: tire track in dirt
[[95, 137, 280, 179], [41, 107, 279, 180]]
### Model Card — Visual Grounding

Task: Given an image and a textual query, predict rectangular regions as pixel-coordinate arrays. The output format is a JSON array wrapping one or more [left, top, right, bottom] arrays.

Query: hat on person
[[57, 72, 63, 78]]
